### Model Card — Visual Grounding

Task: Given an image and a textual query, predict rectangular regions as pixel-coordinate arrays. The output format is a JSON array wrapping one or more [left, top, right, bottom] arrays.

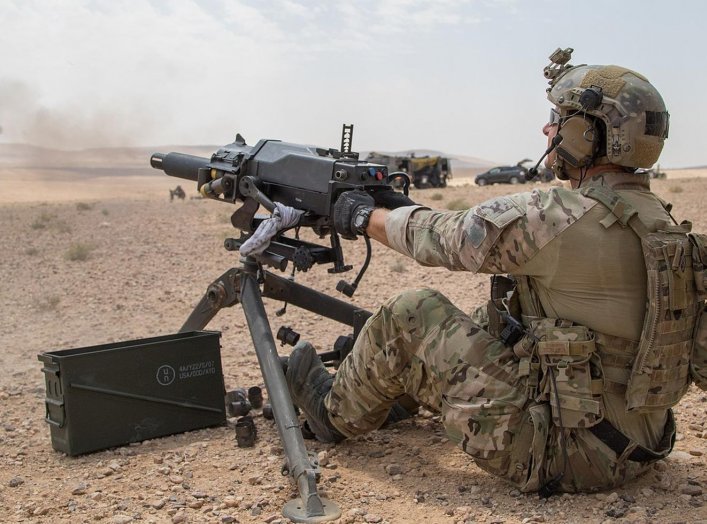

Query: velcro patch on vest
[[537, 339, 595, 357]]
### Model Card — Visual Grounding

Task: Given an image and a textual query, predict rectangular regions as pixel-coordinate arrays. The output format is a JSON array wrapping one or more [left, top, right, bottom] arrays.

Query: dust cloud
[[0, 78, 156, 151]]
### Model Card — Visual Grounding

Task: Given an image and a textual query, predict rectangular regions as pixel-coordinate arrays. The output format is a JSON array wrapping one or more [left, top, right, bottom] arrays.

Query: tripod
[[179, 243, 371, 522]]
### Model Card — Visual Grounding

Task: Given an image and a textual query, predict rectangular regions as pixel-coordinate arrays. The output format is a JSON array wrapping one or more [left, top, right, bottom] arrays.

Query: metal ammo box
[[37, 331, 226, 456]]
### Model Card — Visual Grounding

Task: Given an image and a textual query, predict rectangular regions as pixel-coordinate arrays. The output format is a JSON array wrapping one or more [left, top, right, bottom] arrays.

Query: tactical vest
[[487, 186, 706, 428]]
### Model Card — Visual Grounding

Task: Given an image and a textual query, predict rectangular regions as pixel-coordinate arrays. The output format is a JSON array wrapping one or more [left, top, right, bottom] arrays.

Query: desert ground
[[0, 165, 706, 524]]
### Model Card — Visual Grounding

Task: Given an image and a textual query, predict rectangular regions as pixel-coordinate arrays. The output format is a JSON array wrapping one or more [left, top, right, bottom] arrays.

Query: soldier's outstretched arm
[[380, 205, 471, 270]]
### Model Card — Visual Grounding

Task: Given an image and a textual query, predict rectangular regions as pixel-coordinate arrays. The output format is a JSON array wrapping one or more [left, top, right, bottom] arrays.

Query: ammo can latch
[[40, 360, 66, 428]]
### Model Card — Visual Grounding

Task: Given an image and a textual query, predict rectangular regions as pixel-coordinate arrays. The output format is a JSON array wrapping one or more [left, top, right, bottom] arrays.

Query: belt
[[588, 412, 676, 464]]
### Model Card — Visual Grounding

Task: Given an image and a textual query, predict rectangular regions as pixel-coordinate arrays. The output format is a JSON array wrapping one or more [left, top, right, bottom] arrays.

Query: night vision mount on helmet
[[543, 47, 670, 176]]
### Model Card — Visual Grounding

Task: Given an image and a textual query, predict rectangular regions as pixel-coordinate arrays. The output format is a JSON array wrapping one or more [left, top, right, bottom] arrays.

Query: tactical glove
[[239, 202, 304, 257], [372, 189, 417, 210], [333, 190, 375, 240]]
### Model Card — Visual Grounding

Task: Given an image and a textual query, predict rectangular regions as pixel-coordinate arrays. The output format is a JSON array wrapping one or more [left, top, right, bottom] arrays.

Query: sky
[[1, 0, 706, 167]]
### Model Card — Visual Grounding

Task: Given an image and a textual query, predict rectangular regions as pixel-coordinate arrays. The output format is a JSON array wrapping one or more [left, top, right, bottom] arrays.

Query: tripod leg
[[239, 266, 341, 522]]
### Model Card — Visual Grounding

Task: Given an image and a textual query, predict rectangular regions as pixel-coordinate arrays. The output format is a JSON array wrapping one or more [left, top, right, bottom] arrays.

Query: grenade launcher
[[149, 126, 408, 522]]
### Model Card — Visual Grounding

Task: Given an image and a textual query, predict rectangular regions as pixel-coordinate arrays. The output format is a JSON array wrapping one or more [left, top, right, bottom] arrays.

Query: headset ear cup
[[556, 117, 598, 167]]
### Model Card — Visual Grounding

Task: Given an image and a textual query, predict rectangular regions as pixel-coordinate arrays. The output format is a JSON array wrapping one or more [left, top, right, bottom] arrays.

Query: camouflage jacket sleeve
[[385, 188, 597, 273]]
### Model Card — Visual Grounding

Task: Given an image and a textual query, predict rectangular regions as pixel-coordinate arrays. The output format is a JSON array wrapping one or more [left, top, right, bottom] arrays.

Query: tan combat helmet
[[544, 47, 669, 172]]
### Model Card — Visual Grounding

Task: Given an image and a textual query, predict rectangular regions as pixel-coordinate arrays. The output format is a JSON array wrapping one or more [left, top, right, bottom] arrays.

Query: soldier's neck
[[568, 165, 650, 191]]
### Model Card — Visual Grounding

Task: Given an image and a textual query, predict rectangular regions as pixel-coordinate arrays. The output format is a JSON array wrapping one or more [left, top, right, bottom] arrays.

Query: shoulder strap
[[580, 185, 692, 237], [580, 186, 652, 238]]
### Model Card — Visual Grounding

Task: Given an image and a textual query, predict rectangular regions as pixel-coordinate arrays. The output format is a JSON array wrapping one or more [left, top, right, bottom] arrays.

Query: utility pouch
[[537, 325, 603, 428], [509, 402, 552, 493], [691, 303, 707, 391]]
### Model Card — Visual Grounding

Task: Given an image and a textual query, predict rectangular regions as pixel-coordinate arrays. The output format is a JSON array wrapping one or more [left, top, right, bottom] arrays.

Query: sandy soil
[[0, 171, 706, 524], [2, 166, 704, 204]]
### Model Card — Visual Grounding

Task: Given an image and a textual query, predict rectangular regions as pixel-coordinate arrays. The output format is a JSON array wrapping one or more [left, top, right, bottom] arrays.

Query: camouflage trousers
[[325, 288, 659, 493]]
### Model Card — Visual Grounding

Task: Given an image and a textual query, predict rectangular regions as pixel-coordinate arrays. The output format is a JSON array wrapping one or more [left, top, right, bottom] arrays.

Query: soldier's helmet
[[546, 52, 669, 169]]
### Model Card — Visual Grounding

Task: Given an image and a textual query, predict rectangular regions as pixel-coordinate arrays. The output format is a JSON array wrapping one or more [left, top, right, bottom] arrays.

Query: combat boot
[[286, 341, 345, 443]]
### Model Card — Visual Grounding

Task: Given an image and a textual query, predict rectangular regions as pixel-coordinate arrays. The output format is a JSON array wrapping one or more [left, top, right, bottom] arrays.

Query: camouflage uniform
[[325, 171, 680, 493]]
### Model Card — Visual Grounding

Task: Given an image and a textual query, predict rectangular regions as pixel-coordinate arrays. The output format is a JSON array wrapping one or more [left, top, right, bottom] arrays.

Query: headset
[[563, 85, 604, 162], [529, 85, 605, 181], [555, 115, 600, 169]]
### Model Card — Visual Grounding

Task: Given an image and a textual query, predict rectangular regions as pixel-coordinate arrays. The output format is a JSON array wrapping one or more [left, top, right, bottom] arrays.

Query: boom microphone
[[527, 135, 563, 180]]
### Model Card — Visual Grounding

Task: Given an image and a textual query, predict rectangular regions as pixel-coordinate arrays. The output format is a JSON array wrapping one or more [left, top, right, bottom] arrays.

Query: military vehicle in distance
[[365, 152, 452, 189]]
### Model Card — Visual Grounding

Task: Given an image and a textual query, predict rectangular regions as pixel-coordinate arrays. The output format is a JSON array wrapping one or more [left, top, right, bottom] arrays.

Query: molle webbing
[[581, 186, 697, 411]]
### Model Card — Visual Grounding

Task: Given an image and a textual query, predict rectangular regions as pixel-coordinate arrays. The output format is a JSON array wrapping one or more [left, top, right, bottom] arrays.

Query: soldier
[[242, 49, 706, 494], [170, 185, 186, 201]]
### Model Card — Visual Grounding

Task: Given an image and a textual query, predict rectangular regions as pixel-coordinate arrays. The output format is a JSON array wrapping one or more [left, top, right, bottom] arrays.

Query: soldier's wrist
[[352, 205, 375, 235]]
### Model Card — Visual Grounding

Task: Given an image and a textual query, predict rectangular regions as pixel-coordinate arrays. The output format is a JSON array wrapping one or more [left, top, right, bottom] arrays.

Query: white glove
[[239, 202, 304, 257]]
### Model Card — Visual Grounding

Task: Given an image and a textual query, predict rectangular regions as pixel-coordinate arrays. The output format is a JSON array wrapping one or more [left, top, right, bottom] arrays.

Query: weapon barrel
[[150, 152, 208, 181]]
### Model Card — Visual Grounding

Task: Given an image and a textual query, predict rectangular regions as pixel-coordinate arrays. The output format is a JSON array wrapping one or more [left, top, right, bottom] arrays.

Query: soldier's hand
[[372, 188, 417, 209], [239, 202, 304, 257], [333, 190, 375, 240]]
